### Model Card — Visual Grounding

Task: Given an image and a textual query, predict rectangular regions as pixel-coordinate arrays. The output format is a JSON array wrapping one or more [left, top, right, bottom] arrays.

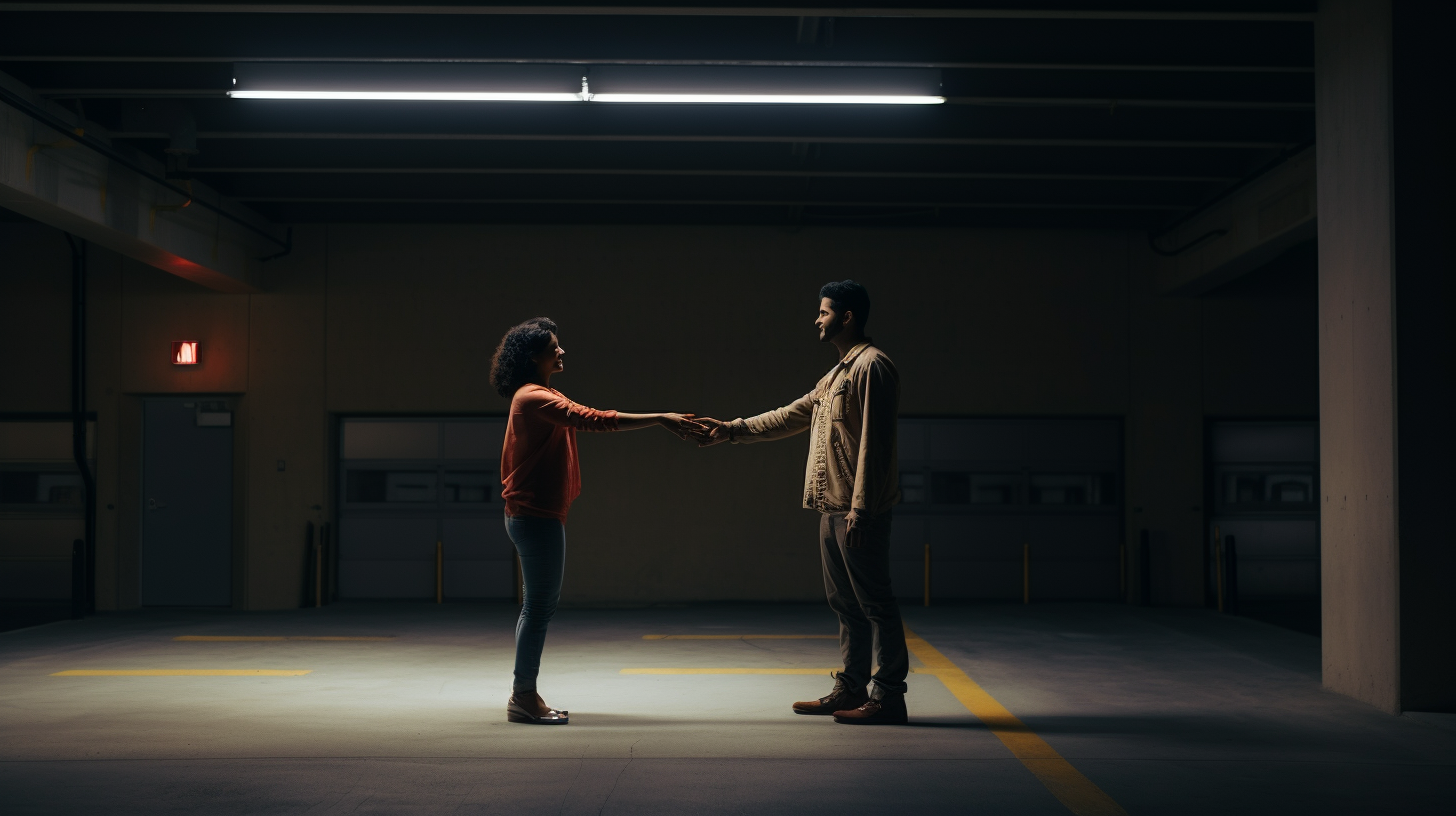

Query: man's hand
[[845, 509, 863, 547], [695, 417, 734, 447]]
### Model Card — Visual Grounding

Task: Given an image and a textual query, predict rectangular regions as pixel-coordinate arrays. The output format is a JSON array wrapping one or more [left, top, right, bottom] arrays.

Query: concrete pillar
[[1316, 0, 1456, 713], [1127, 236, 1205, 607]]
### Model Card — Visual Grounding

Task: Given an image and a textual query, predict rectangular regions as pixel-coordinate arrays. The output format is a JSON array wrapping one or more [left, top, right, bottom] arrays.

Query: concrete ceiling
[[0, 2, 1316, 229]]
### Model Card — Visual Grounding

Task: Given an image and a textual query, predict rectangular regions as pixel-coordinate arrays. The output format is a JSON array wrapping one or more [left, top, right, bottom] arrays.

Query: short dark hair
[[489, 317, 558, 397], [818, 280, 871, 329]]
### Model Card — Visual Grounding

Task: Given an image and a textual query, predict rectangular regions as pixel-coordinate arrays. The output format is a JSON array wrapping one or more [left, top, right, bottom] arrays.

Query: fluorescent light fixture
[[590, 94, 943, 105], [229, 90, 583, 102], [229, 64, 944, 105]]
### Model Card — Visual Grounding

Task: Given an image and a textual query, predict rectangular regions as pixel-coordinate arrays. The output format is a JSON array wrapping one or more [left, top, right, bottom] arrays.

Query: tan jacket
[[729, 341, 900, 515]]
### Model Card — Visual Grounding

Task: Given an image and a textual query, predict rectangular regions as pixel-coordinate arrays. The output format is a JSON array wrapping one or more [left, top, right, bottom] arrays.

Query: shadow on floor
[[1235, 599, 1320, 637]]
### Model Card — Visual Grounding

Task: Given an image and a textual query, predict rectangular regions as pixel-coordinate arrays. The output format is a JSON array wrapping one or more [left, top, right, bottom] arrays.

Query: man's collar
[[836, 339, 874, 368]]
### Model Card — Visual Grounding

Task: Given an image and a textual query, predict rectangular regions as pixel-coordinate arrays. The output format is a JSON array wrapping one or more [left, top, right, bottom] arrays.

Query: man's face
[[816, 297, 844, 342]]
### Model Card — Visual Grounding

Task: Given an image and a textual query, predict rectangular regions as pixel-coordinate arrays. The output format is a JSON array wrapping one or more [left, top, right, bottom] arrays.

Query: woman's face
[[533, 332, 565, 379]]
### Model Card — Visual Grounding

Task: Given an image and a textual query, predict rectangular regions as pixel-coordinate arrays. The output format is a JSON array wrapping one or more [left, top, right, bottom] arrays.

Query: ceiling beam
[[111, 131, 1296, 149], [236, 196, 1188, 210], [189, 166, 1236, 182], [0, 5, 1319, 22], [1153, 145, 1314, 294], [1, 56, 1316, 73], [0, 73, 283, 292]]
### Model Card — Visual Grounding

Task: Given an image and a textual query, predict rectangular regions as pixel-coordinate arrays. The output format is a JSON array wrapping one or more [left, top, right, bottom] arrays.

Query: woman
[[490, 316, 702, 725]]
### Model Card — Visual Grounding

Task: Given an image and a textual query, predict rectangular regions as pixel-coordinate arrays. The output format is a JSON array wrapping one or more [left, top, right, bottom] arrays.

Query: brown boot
[[833, 691, 907, 725], [792, 671, 868, 715]]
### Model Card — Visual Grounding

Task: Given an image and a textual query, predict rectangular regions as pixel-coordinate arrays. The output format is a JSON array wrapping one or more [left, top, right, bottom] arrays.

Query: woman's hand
[[656, 413, 710, 441]]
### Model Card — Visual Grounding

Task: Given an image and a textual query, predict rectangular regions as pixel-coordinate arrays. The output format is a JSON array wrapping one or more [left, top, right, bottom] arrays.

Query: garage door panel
[[444, 560, 514, 599], [933, 560, 1022, 600], [339, 517, 437, 561], [442, 517, 513, 561], [1029, 558, 1121, 600], [340, 560, 434, 599], [926, 515, 1023, 547]]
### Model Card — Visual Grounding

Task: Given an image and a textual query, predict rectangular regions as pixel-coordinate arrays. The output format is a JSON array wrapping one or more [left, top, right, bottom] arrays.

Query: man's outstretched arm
[[696, 391, 816, 447]]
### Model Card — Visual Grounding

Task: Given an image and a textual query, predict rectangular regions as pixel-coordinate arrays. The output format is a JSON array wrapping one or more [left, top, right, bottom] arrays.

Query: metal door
[[141, 398, 232, 606]]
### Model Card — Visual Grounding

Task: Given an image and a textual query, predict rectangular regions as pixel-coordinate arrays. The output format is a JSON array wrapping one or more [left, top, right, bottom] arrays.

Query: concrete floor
[[0, 602, 1451, 815]]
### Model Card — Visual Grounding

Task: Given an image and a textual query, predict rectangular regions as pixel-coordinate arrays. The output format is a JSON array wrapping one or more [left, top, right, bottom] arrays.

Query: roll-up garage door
[[337, 418, 513, 600], [893, 418, 1123, 602]]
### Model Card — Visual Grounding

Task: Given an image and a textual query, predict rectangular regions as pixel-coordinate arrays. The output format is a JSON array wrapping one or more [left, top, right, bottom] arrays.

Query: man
[[697, 280, 907, 725]]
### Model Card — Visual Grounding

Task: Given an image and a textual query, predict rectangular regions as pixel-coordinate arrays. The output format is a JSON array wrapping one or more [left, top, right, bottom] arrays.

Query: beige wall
[[1, 221, 1317, 609]]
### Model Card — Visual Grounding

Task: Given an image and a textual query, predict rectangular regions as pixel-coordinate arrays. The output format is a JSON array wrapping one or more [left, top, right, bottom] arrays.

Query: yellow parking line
[[173, 636, 395, 642], [642, 634, 837, 640], [621, 668, 841, 675], [905, 628, 1126, 816], [51, 669, 313, 676]]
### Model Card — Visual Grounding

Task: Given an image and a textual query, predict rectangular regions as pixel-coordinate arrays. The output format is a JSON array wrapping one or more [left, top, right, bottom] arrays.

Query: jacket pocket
[[830, 435, 854, 481], [830, 380, 850, 422]]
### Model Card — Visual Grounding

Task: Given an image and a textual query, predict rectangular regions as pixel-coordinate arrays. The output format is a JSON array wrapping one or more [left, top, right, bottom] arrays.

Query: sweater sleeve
[[524, 388, 620, 432]]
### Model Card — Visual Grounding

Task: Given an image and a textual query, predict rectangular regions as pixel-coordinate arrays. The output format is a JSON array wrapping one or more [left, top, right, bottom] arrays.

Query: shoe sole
[[794, 698, 869, 715], [507, 702, 569, 724], [507, 711, 569, 724], [832, 716, 908, 725]]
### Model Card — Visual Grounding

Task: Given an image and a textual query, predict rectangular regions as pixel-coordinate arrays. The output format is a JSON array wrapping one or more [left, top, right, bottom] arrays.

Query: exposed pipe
[[0, 85, 289, 253], [65, 233, 96, 615]]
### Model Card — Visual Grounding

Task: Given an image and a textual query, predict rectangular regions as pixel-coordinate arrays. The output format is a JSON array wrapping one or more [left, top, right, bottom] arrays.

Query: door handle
[[147, 498, 167, 510]]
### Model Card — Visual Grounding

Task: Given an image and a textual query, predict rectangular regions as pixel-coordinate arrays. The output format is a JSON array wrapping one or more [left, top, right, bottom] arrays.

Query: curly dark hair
[[489, 317, 559, 397]]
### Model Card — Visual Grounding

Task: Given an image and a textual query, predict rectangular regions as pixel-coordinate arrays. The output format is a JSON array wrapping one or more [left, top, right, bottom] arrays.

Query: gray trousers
[[820, 512, 909, 694]]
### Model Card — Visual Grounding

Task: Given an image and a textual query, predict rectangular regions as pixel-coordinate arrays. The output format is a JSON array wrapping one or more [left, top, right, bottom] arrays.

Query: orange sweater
[[501, 384, 619, 520]]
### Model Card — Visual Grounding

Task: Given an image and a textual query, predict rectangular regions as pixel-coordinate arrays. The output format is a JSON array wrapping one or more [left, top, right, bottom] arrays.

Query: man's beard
[[820, 319, 842, 342]]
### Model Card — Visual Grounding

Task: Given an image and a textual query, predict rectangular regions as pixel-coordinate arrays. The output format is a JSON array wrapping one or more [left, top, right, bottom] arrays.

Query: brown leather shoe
[[792, 671, 868, 715], [833, 691, 907, 725], [507, 691, 569, 725]]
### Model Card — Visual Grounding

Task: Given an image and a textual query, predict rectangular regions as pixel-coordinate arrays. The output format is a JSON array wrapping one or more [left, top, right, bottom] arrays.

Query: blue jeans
[[504, 514, 565, 694]]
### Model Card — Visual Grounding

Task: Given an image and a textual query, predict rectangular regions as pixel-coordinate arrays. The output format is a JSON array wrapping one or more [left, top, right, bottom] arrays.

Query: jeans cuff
[[869, 679, 908, 697]]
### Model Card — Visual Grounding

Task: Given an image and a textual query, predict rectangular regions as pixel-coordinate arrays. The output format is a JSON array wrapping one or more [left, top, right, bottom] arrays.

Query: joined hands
[[653, 414, 737, 447], [655, 413, 713, 442]]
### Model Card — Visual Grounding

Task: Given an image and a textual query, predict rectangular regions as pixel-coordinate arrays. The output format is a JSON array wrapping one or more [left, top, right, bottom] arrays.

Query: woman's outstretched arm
[[614, 412, 706, 438], [522, 388, 705, 438]]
